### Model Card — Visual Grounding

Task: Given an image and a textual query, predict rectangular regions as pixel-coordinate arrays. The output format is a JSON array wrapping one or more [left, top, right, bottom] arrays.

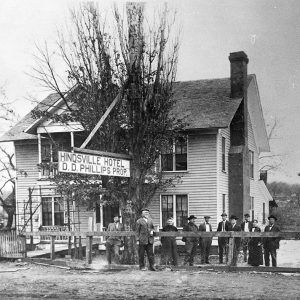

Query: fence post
[[50, 236, 56, 260], [79, 236, 83, 259], [86, 235, 93, 264], [227, 232, 234, 266], [21, 235, 27, 258]]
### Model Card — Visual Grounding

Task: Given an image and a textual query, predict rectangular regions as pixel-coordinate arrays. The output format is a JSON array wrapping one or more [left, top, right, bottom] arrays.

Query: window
[[161, 194, 188, 227], [42, 197, 64, 226], [249, 150, 254, 178], [40, 140, 68, 177], [263, 203, 266, 224], [161, 137, 187, 171], [222, 194, 226, 213], [222, 137, 226, 172], [250, 197, 254, 220]]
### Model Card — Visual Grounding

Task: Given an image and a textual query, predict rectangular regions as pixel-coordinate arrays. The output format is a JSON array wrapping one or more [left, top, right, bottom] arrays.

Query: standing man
[[217, 212, 231, 264], [241, 213, 253, 262], [161, 217, 178, 266], [263, 215, 280, 267], [106, 214, 124, 265], [136, 208, 156, 271], [199, 216, 212, 264], [230, 215, 241, 266], [182, 215, 199, 266]]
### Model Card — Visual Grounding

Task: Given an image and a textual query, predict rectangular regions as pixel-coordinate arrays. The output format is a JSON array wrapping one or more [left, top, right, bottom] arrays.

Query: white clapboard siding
[[248, 115, 269, 225], [15, 141, 92, 233], [149, 133, 218, 229], [217, 127, 230, 222], [15, 141, 40, 232]]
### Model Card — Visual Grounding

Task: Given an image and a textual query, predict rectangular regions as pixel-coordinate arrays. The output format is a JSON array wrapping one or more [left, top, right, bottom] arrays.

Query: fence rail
[[22, 231, 300, 238], [21, 230, 300, 266]]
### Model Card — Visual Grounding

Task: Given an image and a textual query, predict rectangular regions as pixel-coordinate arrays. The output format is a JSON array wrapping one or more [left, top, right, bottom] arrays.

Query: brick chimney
[[228, 51, 250, 221]]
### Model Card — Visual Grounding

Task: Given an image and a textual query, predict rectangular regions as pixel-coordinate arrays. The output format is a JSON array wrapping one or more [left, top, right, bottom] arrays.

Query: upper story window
[[161, 136, 187, 171], [40, 139, 69, 177], [249, 150, 254, 179], [222, 137, 226, 172]]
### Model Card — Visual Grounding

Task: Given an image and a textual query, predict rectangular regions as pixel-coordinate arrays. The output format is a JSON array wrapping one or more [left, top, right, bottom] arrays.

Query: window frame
[[161, 136, 188, 172], [160, 194, 189, 228], [41, 196, 65, 227], [249, 150, 254, 179], [250, 196, 254, 220], [221, 136, 226, 172]]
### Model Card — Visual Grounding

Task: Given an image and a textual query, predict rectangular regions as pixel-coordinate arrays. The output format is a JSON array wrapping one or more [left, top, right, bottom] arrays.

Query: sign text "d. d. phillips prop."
[[58, 151, 130, 177]]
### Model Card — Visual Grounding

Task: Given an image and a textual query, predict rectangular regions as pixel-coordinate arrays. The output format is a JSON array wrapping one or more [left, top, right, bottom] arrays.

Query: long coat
[[198, 222, 212, 241], [231, 223, 241, 248], [106, 222, 124, 245], [263, 224, 281, 250], [248, 227, 263, 266], [182, 222, 198, 243], [136, 217, 155, 245]]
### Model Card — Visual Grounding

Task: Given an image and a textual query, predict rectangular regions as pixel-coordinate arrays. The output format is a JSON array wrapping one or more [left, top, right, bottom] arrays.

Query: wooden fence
[[0, 231, 27, 258], [23, 231, 300, 267]]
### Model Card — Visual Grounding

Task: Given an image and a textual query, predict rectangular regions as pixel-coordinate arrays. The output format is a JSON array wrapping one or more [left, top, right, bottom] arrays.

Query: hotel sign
[[58, 151, 130, 177]]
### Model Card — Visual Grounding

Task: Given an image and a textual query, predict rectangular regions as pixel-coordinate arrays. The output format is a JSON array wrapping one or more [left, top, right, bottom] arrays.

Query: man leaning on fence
[[136, 208, 156, 271], [182, 215, 199, 266], [106, 214, 124, 265], [263, 215, 280, 267]]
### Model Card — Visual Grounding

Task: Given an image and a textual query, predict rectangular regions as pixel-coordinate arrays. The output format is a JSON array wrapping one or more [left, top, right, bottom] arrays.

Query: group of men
[[105, 208, 281, 270]]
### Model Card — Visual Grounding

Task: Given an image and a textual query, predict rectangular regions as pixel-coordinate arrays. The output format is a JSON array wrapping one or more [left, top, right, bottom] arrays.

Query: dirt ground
[[0, 261, 300, 300]]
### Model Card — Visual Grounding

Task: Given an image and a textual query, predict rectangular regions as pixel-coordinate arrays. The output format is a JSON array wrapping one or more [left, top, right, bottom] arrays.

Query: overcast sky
[[0, 0, 300, 183]]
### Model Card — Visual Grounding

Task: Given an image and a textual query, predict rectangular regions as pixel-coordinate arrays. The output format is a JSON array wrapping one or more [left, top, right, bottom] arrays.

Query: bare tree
[[31, 2, 180, 263]]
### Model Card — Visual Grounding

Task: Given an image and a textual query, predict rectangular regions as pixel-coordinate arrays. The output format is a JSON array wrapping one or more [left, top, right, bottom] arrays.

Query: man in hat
[[106, 214, 124, 265], [230, 215, 241, 266], [241, 213, 253, 262], [263, 215, 280, 267], [198, 216, 213, 264], [136, 208, 156, 271], [217, 212, 231, 264], [161, 217, 178, 266], [182, 215, 199, 266]]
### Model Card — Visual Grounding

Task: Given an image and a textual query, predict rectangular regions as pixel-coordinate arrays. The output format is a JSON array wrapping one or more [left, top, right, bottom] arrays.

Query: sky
[[0, 0, 300, 183]]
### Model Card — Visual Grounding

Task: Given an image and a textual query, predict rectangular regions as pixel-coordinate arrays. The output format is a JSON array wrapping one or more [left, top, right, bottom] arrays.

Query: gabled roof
[[0, 93, 60, 142], [171, 78, 242, 129], [0, 75, 265, 143]]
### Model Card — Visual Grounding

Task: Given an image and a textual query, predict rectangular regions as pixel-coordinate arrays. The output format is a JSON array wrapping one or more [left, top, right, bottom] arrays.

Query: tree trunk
[[6, 210, 14, 229], [121, 200, 138, 264]]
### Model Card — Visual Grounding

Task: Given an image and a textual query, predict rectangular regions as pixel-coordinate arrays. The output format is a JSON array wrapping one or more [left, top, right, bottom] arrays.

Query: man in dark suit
[[217, 212, 231, 264], [241, 213, 253, 262], [106, 214, 124, 265], [182, 215, 199, 266], [199, 216, 213, 264], [136, 208, 156, 271], [230, 215, 241, 266], [263, 215, 280, 267]]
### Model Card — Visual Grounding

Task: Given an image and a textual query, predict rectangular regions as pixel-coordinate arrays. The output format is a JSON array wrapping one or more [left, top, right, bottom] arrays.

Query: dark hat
[[113, 214, 121, 218], [221, 212, 227, 217], [204, 216, 211, 219], [244, 213, 250, 217], [268, 215, 277, 221], [141, 208, 150, 212], [187, 215, 197, 220], [230, 215, 239, 220]]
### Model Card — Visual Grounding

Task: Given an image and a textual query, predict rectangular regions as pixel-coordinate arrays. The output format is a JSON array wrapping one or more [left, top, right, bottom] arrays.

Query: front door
[[103, 205, 120, 230]]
